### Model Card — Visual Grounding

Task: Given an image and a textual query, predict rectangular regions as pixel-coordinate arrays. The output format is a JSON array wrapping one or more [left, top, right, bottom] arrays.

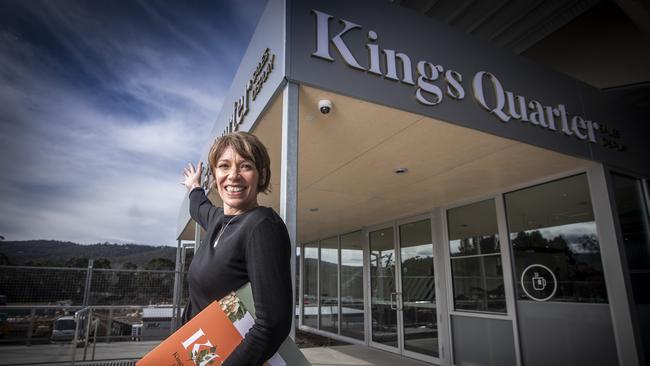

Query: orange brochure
[[137, 284, 310, 366]]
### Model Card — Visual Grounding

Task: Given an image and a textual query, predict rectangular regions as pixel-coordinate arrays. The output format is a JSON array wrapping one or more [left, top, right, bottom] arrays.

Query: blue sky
[[0, 0, 267, 245]]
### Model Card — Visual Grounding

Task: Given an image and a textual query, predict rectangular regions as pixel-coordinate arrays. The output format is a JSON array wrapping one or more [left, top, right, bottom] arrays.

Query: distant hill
[[0, 240, 177, 269]]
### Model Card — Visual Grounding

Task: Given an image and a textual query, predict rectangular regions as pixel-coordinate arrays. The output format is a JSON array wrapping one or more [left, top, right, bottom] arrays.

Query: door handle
[[390, 292, 403, 311], [396, 292, 402, 311]]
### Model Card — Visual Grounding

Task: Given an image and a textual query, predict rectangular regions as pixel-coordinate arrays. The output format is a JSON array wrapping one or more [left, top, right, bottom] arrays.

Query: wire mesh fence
[[88, 268, 176, 306], [0, 266, 87, 305], [0, 244, 198, 358], [0, 265, 185, 306], [0, 262, 192, 347]]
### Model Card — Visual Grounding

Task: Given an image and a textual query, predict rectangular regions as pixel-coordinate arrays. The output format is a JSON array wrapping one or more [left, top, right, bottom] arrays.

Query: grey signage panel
[[287, 0, 648, 175], [203, 0, 286, 150], [176, 0, 286, 239]]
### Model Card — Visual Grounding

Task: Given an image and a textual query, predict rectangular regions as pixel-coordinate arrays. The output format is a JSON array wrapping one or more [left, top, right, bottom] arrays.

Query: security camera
[[318, 99, 332, 114]]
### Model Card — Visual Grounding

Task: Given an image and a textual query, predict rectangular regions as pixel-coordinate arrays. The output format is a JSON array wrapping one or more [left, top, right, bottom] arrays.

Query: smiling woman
[[181, 131, 292, 366], [208, 132, 271, 215]]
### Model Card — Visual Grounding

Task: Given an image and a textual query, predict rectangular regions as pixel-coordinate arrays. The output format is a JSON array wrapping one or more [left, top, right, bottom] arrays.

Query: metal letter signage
[[312, 10, 365, 70], [472, 71, 600, 142], [310, 9, 626, 151], [472, 71, 510, 122], [220, 48, 276, 137]]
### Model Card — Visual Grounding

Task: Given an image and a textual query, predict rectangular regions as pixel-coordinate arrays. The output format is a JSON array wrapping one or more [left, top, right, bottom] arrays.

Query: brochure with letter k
[[137, 284, 310, 366]]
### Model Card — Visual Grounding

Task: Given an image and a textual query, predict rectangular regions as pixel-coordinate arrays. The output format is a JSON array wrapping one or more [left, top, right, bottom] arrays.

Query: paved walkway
[[0, 342, 431, 366], [302, 345, 431, 366], [0, 341, 159, 365]]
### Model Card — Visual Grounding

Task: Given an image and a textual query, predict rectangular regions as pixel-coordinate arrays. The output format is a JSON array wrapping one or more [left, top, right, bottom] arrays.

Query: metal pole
[[178, 243, 191, 321], [70, 309, 84, 366], [106, 308, 113, 343], [92, 320, 98, 360], [26, 307, 35, 346], [172, 239, 183, 331], [83, 259, 94, 306], [280, 81, 299, 340], [83, 312, 92, 360]]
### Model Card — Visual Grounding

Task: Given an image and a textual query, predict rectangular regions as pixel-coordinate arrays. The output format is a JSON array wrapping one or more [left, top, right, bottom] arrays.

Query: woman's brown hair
[[208, 131, 271, 194]]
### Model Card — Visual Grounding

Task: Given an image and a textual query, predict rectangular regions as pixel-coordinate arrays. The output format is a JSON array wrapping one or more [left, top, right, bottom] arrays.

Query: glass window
[[319, 237, 339, 333], [340, 231, 365, 340], [302, 241, 318, 328], [447, 199, 506, 313], [295, 246, 301, 312], [370, 227, 398, 347], [505, 174, 607, 303]]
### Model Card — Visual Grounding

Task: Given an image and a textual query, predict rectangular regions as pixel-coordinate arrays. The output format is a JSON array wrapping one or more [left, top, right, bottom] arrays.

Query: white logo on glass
[[521, 264, 557, 302], [531, 272, 547, 291]]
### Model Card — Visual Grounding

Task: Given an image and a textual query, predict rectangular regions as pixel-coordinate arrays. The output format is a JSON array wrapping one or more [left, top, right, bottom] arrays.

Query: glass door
[[369, 219, 439, 362], [369, 226, 399, 351], [399, 218, 439, 363]]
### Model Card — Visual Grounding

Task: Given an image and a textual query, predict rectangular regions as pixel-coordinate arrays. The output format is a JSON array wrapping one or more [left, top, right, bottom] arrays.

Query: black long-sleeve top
[[183, 188, 293, 366]]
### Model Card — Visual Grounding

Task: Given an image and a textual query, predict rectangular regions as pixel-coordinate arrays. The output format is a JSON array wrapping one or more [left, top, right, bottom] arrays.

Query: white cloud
[[110, 118, 198, 160], [0, 1, 267, 245], [31, 173, 187, 244]]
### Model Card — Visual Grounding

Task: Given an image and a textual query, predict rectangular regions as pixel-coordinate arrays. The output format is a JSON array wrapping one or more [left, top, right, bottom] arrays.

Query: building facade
[[176, 1, 650, 365]]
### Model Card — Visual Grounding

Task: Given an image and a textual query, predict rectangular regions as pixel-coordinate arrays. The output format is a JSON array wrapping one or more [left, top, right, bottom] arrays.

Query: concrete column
[[587, 164, 640, 366], [280, 81, 299, 340], [431, 208, 452, 366]]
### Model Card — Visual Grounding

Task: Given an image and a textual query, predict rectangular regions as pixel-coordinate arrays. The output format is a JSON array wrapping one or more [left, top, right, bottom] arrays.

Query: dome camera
[[318, 99, 332, 114]]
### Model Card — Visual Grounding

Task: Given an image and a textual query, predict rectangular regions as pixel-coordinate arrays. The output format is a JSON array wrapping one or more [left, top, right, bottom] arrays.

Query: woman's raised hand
[[182, 162, 203, 191]]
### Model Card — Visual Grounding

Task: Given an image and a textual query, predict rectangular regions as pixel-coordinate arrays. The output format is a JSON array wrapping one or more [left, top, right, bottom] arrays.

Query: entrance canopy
[[216, 85, 590, 243]]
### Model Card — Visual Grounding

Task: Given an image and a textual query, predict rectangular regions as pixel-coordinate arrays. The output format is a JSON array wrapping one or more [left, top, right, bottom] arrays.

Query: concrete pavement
[[0, 342, 432, 366], [302, 345, 431, 366]]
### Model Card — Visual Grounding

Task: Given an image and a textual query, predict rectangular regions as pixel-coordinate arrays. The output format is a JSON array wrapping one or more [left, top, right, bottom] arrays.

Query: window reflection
[[505, 174, 608, 303], [447, 199, 506, 313], [340, 231, 364, 340], [400, 219, 438, 357], [303, 231, 366, 340], [450, 235, 499, 256], [319, 237, 339, 333], [370, 227, 398, 348], [303, 242, 318, 328]]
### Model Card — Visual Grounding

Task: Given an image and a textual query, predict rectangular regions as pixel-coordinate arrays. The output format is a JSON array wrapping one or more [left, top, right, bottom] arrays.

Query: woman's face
[[214, 146, 260, 215]]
